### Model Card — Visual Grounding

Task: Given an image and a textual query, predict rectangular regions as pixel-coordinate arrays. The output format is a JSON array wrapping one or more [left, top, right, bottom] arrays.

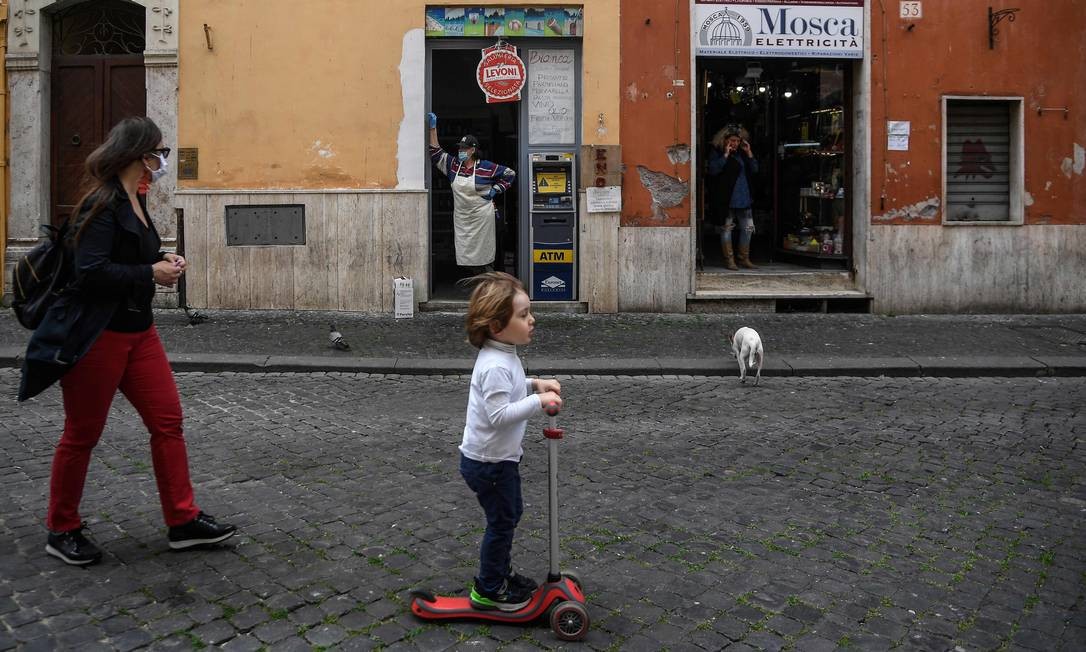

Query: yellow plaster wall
[[178, 1, 619, 189]]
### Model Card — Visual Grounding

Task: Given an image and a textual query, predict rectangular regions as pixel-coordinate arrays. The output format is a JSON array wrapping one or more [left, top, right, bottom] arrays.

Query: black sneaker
[[507, 570, 538, 593], [45, 525, 102, 566], [167, 512, 236, 550], [469, 578, 532, 612]]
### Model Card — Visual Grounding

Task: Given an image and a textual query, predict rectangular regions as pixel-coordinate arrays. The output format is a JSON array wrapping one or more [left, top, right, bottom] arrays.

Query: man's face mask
[[145, 153, 169, 182], [457, 149, 472, 162]]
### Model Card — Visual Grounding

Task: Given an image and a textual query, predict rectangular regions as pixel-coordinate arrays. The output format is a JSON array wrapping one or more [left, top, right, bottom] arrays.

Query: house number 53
[[900, 1, 922, 19]]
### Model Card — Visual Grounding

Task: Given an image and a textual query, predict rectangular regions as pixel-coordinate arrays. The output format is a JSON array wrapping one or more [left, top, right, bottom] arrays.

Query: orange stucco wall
[[871, 0, 1086, 225], [177, 1, 619, 190], [619, 0, 692, 227]]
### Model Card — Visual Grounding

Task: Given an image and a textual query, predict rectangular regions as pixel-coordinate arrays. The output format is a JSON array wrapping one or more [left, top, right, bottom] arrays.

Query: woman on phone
[[707, 125, 759, 270]]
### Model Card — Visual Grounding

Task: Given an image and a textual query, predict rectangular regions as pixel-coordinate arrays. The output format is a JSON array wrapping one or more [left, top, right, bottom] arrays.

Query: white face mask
[[145, 153, 169, 183]]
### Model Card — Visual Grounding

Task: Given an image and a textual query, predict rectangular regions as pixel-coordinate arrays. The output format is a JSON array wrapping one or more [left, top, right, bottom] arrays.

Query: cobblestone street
[[1, 369, 1083, 651]]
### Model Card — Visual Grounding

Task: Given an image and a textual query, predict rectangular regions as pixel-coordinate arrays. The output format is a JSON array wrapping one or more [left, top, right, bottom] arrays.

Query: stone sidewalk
[[2, 309, 1086, 376]]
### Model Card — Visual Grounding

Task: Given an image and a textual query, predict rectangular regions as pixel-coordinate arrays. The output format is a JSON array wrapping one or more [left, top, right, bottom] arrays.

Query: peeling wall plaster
[[396, 29, 426, 190], [1060, 143, 1085, 179], [873, 196, 941, 222], [637, 165, 689, 220], [666, 144, 690, 165]]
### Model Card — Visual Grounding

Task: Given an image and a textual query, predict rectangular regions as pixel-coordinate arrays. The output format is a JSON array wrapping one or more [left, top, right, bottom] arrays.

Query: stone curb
[[2, 348, 1083, 377]]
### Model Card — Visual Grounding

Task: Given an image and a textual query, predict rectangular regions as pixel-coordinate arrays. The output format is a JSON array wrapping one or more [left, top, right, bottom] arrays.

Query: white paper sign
[[586, 186, 622, 213], [887, 120, 910, 151], [393, 277, 414, 318], [528, 49, 576, 144]]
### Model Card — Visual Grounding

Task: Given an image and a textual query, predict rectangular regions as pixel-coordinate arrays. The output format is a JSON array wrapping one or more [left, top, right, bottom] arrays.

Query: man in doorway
[[707, 125, 758, 270], [428, 113, 516, 276]]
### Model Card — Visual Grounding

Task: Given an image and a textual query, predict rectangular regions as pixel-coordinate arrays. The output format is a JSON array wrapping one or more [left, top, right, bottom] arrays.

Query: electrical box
[[225, 205, 306, 246]]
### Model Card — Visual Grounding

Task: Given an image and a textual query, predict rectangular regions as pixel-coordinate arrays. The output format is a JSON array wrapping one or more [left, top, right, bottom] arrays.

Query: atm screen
[[535, 171, 568, 194]]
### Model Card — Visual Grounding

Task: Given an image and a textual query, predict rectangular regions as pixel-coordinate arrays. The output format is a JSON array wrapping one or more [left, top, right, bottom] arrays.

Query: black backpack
[[12, 222, 77, 330]]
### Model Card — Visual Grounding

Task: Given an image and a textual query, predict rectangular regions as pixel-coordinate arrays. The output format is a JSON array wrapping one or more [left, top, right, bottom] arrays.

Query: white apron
[[451, 168, 496, 267]]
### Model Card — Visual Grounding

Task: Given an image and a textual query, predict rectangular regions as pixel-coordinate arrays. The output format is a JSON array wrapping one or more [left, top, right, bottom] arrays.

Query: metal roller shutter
[[946, 100, 1011, 221]]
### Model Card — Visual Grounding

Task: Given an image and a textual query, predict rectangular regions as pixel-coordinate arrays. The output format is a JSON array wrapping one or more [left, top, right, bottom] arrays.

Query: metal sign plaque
[[177, 148, 199, 180]]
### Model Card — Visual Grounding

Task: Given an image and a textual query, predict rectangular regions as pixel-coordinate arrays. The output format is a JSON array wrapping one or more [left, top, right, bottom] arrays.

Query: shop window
[[698, 59, 851, 269], [943, 97, 1024, 224]]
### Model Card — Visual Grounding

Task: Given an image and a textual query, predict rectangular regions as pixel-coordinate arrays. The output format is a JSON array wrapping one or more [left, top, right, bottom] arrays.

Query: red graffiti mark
[[955, 139, 997, 179]]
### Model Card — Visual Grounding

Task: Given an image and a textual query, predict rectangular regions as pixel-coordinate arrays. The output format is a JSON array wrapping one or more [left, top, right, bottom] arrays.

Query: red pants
[[47, 327, 200, 532]]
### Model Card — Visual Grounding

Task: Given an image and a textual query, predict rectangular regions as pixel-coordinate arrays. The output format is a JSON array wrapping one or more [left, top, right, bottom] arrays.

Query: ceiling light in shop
[[783, 90, 793, 98], [736, 85, 744, 92], [758, 86, 767, 93]]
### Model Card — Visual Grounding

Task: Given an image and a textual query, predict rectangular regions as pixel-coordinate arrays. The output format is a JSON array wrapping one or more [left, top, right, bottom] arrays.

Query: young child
[[460, 272, 562, 611]]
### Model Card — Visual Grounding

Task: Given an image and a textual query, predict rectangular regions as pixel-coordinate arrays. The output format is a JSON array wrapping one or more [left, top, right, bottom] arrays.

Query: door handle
[[71, 134, 81, 146]]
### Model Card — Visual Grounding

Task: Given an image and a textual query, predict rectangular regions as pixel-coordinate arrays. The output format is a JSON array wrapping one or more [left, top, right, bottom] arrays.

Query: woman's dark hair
[[72, 116, 162, 237]]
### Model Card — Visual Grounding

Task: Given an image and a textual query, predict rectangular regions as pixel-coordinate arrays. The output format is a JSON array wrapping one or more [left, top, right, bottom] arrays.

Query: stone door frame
[[4, 0, 179, 291]]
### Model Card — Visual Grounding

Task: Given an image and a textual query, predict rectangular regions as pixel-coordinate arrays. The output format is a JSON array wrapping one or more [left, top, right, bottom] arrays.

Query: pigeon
[[329, 323, 351, 351], [183, 305, 208, 325]]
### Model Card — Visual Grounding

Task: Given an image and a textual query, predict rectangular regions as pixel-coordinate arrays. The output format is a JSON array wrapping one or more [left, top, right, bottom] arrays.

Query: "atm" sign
[[533, 249, 574, 263]]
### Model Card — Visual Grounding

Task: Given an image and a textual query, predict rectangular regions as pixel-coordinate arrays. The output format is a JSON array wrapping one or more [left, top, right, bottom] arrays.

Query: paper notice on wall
[[586, 186, 622, 213], [528, 49, 576, 144], [393, 277, 414, 318], [888, 120, 910, 151]]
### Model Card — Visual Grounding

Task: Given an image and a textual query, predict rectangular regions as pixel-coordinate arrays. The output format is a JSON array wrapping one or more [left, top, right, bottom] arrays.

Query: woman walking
[[20, 117, 236, 565]]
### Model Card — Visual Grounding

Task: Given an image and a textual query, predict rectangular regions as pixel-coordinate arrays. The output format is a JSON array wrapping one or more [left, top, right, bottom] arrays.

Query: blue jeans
[[719, 208, 754, 248], [460, 454, 523, 593]]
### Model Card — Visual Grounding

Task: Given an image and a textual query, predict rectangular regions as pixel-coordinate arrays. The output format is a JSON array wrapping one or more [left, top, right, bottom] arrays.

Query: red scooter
[[410, 403, 589, 641]]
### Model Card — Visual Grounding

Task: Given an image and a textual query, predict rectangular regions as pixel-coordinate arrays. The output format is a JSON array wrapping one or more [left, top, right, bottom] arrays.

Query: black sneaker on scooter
[[46, 525, 102, 566], [469, 578, 533, 611], [167, 512, 236, 550], [507, 570, 539, 593]]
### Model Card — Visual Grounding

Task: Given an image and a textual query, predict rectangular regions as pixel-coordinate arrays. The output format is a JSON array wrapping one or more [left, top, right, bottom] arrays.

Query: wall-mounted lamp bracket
[[988, 7, 1019, 50]]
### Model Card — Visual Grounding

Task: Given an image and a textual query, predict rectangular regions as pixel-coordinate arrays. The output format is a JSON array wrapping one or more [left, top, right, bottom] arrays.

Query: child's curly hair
[[464, 272, 527, 348]]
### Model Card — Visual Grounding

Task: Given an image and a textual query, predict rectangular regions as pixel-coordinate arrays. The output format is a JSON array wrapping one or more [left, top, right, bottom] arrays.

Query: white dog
[[730, 327, 764, 385]]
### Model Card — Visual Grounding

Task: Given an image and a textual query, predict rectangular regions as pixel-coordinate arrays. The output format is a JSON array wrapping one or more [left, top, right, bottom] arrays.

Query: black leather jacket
[[19, 182, 165, 401]]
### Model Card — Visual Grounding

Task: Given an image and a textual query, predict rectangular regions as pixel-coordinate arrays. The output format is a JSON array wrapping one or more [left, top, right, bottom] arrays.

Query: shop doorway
[[697, 59, 851, 271], [50, 0, 147, 226], [428, 48, 520, 299]]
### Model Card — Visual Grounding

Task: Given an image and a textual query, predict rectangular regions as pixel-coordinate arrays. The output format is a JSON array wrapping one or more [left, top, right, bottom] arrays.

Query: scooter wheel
[[562, 570, 584, 591], [550, 600, 589, 641]]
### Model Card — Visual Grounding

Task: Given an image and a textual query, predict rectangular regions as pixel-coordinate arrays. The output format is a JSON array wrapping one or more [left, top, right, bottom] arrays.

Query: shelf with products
[[777, 143, 847, 262]]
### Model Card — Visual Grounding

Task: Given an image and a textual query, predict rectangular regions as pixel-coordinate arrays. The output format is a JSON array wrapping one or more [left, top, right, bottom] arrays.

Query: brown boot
[[737, 244, 758, 269], [721, 241, 739, 270]]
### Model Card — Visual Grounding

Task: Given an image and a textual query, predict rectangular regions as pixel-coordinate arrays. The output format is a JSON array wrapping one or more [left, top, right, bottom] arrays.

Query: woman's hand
[[741, 140, 753, 157], [536, 378, 561, 395], [427, 112, 438, 129], [152, 260, 182, 287], [163, 252, 187, 272]]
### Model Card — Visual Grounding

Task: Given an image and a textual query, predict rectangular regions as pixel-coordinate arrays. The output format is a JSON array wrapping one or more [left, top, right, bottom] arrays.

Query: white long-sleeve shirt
[[460, 339, 541, 463]]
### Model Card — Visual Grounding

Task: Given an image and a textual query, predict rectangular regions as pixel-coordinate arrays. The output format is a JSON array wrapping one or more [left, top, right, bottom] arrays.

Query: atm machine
[[526, 152, 577, 301]]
